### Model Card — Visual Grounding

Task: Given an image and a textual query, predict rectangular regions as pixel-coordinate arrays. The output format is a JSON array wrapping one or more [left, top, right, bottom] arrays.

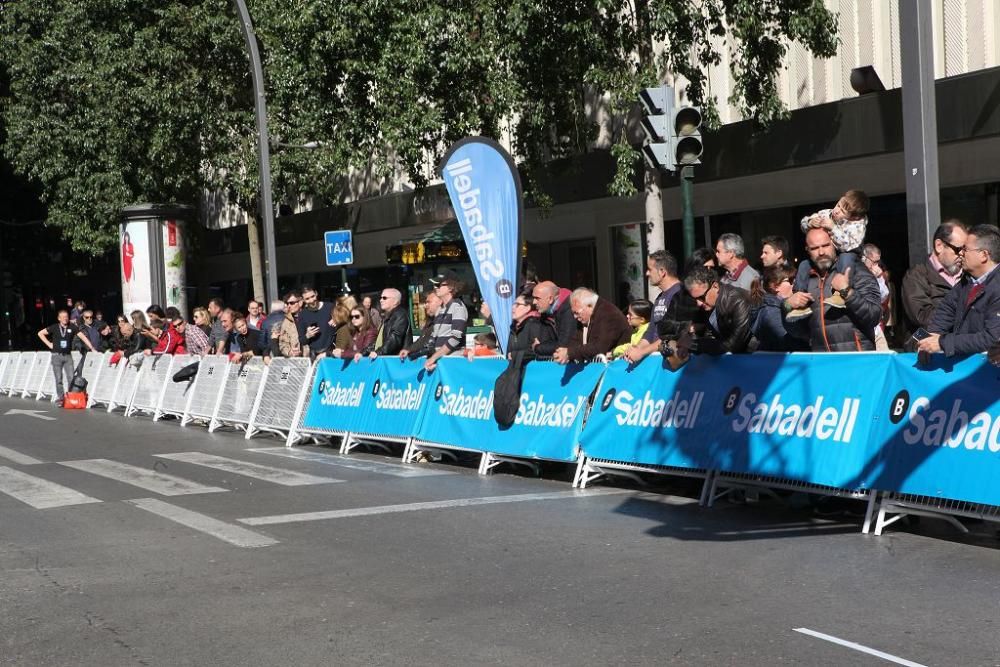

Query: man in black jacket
[[784, 228, 882, 351], [901, 220, 967, 333], [922, 224, 1000, 357], [682, 266, 755, 354], [531, 281, 578, 358], [365, 288, 411, 358]]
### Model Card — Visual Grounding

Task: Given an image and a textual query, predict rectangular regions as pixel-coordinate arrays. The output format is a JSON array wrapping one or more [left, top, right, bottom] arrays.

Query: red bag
[[63, 392, 88, 410]]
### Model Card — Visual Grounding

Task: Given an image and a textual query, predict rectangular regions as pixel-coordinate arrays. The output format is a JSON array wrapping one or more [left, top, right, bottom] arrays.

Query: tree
[[0, 1, 255, 255], [1, 0, 837, 268]]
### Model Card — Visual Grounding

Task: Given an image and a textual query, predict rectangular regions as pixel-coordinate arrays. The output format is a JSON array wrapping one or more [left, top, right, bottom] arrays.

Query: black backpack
[[493, 350, 527, 428]]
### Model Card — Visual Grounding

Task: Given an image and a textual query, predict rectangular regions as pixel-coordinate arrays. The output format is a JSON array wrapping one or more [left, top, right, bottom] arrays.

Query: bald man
[[530, 281, 578, 357], [365, 288, 411, 358]]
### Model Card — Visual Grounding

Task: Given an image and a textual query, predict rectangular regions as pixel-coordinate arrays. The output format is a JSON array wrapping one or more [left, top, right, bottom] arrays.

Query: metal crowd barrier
[[9, 351, 35, 396], [156, 354, 195, 421], [211, 358, 267, 432], [874, 492, 1000, 535], [0, 352, 13, 393], [245, 358, 313, 440], [126, 354, 177, 418], [181, 356, 230, 427], [89, 354, 126, 408], [23, 352, 50, 399], [108, 356, 143, 412], [1, 346, 997, 542]]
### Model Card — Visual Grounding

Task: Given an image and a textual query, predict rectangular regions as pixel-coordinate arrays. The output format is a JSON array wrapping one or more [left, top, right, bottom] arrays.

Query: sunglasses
[[350, 314, 363, 320], [285, 299, 299, 305], [379, 296, 390, 300]]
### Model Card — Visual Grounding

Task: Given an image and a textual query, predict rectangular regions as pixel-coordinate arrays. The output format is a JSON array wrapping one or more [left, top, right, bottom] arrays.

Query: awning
[[386, 220, 467, 265]]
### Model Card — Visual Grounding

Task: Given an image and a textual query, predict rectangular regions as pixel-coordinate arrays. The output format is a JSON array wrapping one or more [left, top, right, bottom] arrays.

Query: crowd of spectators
[[43, 188, 1000, 388]]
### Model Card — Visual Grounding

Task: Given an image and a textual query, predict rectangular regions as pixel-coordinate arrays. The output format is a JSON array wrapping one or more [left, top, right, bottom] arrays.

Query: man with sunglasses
[[681, 265, 756, 354], [920, 224, 1000, 357], [902, 220, 967, 334], [364, 288, 411, 357], [174, 314, 210, 356], [270, 292, 302, 358]]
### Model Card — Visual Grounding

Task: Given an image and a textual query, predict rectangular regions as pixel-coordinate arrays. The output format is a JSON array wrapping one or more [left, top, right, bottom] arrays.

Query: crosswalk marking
[[0, 466, 102, 509], [239, 488, 632, 526], [247, 447, 454, 477], [154, 452, 342, 486], [60, 459, 228, 496], [0, 445, 44, 465], [126, 498, 278, 548]]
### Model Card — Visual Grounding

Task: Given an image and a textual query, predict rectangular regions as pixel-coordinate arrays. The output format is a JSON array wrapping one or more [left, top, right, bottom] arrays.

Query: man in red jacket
[[146, 319, 186, 356]]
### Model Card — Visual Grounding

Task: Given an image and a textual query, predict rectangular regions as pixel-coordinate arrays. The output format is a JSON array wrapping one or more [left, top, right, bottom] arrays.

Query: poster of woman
[[120, 222, 151, 314]]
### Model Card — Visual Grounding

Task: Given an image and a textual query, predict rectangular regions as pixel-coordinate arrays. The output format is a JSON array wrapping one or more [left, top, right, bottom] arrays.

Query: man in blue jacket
[[921, 224, 1000, 357]]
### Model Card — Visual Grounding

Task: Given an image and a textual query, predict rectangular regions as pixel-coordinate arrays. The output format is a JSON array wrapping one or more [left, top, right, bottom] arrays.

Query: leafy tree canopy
[[0, 0, 837, 255]]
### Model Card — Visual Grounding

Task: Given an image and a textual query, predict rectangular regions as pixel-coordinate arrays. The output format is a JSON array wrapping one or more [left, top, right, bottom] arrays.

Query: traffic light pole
[[680, 166, 695, 259]]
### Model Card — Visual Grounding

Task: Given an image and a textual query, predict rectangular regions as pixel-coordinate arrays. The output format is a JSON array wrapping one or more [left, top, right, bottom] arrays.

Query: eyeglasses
[[172, 321, 185, 328], [514, 302, 529, 307], [942, 240, 963, 254], [83, 316, 93, 319], [379, 296, 390, 300], [960, 246, 986, 256]]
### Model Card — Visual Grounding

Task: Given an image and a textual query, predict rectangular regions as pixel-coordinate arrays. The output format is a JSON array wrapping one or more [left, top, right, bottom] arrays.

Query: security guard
[[38, 309, 97, 405]]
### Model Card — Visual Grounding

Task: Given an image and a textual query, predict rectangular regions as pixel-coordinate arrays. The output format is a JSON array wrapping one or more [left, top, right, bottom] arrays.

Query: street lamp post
[[232, 0, 279, 306]]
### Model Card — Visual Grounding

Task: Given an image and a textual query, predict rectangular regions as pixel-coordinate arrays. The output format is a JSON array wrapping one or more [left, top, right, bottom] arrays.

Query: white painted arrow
[[4, 409, 56, 421]]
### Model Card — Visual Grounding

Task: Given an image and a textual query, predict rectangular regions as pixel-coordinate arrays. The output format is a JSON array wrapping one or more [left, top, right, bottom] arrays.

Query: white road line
[[60, 459, 228, 496], [240, 488, 631, 526], [247, 447, 454, 477], [0, 445, 44, 465], [154, 452, 343, 486], [0, 466, 102, 509], [793, 628, 929, 667], [126, 498, 278, 548]]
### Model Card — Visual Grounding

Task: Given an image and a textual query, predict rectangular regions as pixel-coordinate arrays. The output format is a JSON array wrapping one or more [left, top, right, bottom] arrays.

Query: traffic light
[[639, 85, 675, 173], [638, 85, 703, 172], [673, 105, 703, 167]]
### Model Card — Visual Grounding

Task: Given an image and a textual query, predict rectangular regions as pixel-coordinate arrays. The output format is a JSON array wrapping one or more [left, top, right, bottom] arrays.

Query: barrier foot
[[862, 491, 878, 534], [571, 455, 587, 489], [698, 471, 716, 507], [478, 453, 539, 477], [706, 473, 721, 508], [875, 501, 970, 536]]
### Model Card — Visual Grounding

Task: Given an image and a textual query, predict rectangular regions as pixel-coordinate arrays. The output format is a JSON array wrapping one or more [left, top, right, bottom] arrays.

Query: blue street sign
[[324, 230, 353, 266]]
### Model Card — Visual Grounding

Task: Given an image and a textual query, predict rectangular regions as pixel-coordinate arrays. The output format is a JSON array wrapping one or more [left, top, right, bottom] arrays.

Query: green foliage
[[0, 0, 837, 255]]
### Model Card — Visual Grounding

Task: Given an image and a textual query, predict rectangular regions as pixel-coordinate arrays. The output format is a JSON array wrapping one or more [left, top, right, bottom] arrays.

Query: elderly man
[[365, 288, 411, 358], [552, 288, 629, 363], [531, 280, 576, 357], [682, 265, 755, 354], [401, 291, 443, 360], [716, 233, 760, 292], [625, 250, 682, 363], [920, 224, 1000, 357], [784, 227, 882, 351], [214, 308, 236, 354], [902, 220, 968, 332]]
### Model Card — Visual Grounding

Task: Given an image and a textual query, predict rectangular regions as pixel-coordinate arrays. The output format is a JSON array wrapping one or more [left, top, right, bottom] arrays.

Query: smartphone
[[911, 328, 931, 341]]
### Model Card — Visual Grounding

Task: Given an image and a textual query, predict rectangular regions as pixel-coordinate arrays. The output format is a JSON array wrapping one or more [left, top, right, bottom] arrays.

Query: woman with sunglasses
[[331, 307, 376, 360], [506, 291, 556, 359]]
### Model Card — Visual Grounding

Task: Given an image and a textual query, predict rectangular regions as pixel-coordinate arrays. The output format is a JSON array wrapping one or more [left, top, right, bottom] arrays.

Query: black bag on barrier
[[69, 351, 88, 392], [493, 351, 527, 428], [172, 361, 199, 383]]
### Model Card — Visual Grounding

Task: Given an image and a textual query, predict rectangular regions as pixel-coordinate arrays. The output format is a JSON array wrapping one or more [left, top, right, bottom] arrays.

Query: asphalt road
[[0, 395, 998, 666]]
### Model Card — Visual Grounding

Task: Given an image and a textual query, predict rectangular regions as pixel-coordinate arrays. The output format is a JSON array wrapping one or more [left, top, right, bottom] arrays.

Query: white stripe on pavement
[[126, 498, 278, 548], [60, 459, 227, 496], [793, 628, 929, 667], [154, 452, 343, 486], [247, 447, 454, 477], [0, 445, 44, 465], [240, 488, 631, 526], [0, 466, 101, 509]]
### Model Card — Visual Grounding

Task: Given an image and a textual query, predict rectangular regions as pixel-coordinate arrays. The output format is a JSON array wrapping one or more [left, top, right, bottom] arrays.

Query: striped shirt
[[432, 299, 468, 352]]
